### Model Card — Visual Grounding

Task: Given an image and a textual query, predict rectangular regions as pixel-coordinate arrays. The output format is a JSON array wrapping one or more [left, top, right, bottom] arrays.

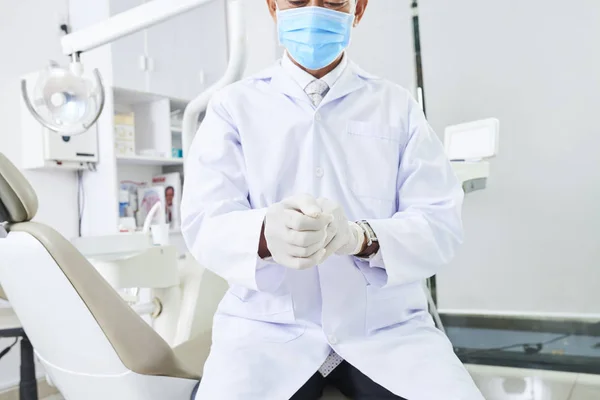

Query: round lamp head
[[22, 61, 105, 136]]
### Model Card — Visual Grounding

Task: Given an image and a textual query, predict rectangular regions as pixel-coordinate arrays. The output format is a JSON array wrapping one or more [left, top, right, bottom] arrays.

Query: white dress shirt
[[281, 51, 348, 94]]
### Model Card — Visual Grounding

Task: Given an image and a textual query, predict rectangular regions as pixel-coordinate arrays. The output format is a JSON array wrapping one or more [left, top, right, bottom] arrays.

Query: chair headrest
[[0, 153, 38, 223]]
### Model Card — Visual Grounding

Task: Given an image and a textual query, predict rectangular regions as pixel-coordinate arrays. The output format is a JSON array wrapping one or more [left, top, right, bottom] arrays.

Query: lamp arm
[[182, 0, 247, 161], [61, 0, 218, 55]]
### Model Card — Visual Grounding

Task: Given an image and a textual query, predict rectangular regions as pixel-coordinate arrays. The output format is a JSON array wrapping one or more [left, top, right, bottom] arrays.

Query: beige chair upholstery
[[0, 153, 38, 224], [0, 153, 31, 302]]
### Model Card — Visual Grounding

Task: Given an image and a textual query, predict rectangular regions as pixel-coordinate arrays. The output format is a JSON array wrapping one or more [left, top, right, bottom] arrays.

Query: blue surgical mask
[[277, 6, 355, 70]]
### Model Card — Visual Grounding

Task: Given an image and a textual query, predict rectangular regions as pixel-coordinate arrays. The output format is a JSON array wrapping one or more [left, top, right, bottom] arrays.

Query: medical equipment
[[72, 232, 181, 342], [0, 153, 212, 399], [20, 72, 99, 170], [73, 234, 177, 290], [70, 200, 176, 341], [181, 0, 247, 158], [448, 118, 500, 193], [6, 1, 248, 396], [21, 60, 105, 137], [20, 0, 246, 168]]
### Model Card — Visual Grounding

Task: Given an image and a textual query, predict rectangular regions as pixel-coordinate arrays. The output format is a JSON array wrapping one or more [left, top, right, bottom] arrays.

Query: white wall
[[419, 0, 600, 316], [348, 0, 415, 90], [0, 0, 79, 390], [242, 0, 279, 76]]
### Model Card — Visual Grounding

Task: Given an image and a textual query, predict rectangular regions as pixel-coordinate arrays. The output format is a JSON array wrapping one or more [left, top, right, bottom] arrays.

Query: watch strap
[[357, 220, 378, 247]]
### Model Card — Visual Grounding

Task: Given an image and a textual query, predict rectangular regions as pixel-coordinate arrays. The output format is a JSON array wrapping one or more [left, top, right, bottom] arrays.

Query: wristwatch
[[357, 220, 378, 247]]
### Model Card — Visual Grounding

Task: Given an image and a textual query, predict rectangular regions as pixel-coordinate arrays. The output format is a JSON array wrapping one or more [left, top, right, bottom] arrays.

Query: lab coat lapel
[[269, 65, 313, 104], [319, 62, 372, 108]]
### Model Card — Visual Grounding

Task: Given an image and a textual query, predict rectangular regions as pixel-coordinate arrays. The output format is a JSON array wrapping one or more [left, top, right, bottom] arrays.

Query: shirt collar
[[281, 52, 349, 91]]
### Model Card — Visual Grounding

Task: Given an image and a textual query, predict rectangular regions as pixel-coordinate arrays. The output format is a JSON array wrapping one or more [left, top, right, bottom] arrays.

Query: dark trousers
[[290, 361, 407, 400]]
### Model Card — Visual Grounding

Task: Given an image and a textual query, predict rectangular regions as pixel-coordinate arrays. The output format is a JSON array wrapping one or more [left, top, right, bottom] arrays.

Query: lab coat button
[[315, 167, 324, 178], [315, 112, 322, 121], [328, 335, 338, 345]]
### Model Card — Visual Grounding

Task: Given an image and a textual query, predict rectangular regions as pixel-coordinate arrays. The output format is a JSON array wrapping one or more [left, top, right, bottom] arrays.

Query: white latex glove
[[316, 198, 365, 259], [264, 194, 333, 270]]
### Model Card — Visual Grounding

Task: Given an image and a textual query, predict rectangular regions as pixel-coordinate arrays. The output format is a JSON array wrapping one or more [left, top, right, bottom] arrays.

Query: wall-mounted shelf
[[117, 155, 184, 166], [130, 227, 181, 235]]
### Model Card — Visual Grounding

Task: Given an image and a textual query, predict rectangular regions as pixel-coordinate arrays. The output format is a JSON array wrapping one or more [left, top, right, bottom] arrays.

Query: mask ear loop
[[351, 0, 359, 27]]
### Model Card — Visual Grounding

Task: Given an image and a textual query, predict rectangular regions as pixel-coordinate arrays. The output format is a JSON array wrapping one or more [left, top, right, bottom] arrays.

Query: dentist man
[[182, 0, 484, 399]]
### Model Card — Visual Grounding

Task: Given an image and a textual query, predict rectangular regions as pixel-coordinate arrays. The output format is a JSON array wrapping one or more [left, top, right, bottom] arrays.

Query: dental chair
[[0, 153, 347, 400], [0, 153, 210, 399]]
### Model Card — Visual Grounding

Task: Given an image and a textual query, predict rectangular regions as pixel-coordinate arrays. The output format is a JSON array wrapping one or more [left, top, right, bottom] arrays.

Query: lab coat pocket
[[345, 121, 404, 202], [220, 287, 303, 343], [365, 282, 428, 334], [228, 285, 294, 319]]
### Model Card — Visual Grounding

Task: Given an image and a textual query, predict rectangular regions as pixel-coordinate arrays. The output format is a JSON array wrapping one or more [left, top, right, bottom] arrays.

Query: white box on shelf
[[114, 112, 136, 156], [134, 98, 172, 159]]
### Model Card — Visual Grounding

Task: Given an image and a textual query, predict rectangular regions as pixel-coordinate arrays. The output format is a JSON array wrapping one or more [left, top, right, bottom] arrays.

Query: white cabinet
[[179, 2, 228, 100], [147, 1, 227, 100], [109, 0, 147, 93], [107, 0, 228, 101], [145, 15, 179, 99]]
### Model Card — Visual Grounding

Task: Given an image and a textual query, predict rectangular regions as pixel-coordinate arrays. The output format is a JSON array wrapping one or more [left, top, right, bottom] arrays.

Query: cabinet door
[[146, 0, 228, 100], [109, 0, 147, 93]]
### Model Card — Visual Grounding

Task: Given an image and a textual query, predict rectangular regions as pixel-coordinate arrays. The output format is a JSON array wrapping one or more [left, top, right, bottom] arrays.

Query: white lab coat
[[181, 60, 484, 400]]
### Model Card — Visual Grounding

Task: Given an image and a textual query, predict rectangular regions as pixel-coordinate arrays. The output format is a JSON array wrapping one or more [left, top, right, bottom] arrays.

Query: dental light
[[21, 56, 105, 136], [21, 0, 246, 139]]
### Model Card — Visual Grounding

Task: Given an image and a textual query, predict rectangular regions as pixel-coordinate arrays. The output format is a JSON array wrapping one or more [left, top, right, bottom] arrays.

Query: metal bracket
[[463, 178, 488, 194]]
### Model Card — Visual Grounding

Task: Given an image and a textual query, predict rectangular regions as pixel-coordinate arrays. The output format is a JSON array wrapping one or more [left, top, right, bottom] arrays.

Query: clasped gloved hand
[[263, 194, 333, 270], [316, 197, 365, 259]]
